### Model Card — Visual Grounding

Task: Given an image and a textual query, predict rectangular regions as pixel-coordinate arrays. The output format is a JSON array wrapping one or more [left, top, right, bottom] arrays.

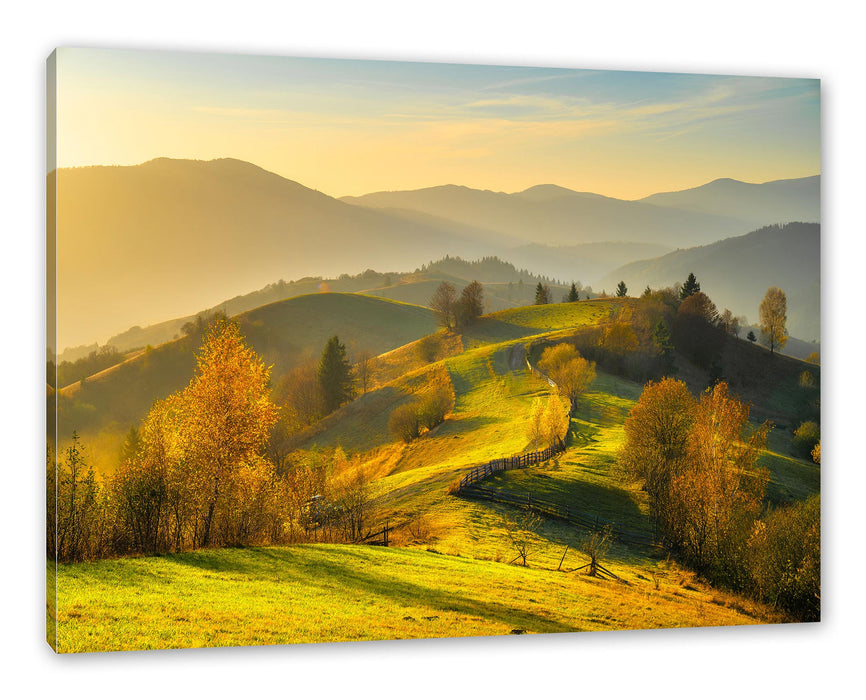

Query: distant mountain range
[[53, 157, 819, 353], [639, 176, 820, 223], [596, 222, 820, 342], [342, 175, 819, 248], [53, 158, 511, 351]]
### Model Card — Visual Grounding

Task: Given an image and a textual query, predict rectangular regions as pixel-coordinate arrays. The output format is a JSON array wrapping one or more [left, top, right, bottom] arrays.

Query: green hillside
[[50, 542, 768, 653], [55, 293, 437, 475]]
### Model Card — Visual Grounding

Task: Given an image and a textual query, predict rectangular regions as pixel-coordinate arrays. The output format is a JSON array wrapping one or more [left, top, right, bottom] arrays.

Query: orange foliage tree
[[669, 382, 769, 577], [618, 377, 696, 543]]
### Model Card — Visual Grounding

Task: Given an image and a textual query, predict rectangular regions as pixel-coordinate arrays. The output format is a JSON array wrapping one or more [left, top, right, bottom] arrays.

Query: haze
[[54, 48, 819, 200]]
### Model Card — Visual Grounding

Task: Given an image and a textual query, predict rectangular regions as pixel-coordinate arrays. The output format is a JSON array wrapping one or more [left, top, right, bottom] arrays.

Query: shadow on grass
[[462, 318, 544, 346], [172, 545, 584, 634]]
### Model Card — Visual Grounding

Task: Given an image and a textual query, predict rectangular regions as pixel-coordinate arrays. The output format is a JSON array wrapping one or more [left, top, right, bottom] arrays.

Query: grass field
[[50, 543, 773, 653]]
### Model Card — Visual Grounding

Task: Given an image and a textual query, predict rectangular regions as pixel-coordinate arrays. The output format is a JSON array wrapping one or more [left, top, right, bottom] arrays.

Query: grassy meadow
[[50, 542, 773, 653]]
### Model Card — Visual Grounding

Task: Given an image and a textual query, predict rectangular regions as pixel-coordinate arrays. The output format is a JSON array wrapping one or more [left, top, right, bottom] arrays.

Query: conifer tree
[[534, 282, 551, 305], [616, 281, 628, 297], [567, 282, 579, 302], [318, 335, 355, 414], [680, 272, 701, 300]]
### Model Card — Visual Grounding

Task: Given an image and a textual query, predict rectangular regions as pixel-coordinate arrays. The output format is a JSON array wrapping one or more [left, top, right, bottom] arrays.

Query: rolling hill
[[596, 222, 820, 342], [86, 257, 566, 357], [55, 293, 438, 473]]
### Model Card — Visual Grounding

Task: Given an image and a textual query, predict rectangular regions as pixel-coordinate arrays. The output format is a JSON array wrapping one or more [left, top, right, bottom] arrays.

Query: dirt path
[[508, 342, 526, 371]]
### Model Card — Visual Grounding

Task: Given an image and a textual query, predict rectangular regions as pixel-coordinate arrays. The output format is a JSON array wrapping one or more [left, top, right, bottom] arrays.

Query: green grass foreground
[[50, 543, 768, 653]]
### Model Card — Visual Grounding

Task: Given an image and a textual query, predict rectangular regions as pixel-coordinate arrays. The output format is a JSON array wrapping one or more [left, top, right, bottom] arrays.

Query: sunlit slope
[[50, 543, 769, 652], [297, 301, 625, 560], [300, 296, 818, 566], [55, 294, 437, 474]]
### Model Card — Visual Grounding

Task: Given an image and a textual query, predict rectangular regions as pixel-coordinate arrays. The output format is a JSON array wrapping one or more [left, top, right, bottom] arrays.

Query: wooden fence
[[357, 521, 393, 547], [461, 484, 657, 548], [457, 443, 565, 490], [453, 340, 658, 549]]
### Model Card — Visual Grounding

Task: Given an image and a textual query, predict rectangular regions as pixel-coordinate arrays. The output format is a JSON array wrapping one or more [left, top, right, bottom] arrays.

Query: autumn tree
[[718, 309, 743, 337], [430, 281, 458, 331], [354, 349, 374, 395], [526, 397, 545, 452], [456, 281, 484, 328], [180, 319, 279, 547], [616, 281, 628, 297], [618, 378, 696, 544], [318, 335, 355, 414], [537, 343, 597, 410], [759, 286, 788, 355], [542, 394, 570, 448], [389, 402, 422, 443], [669, 382, 769, 575], [746, 495, 820, 621], [52, 432, 106, 562]]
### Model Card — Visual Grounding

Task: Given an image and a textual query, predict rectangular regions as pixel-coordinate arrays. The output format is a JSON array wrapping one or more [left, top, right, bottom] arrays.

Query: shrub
[[793, 421, 820, 458], [418, 384, 454, 430], [389, 402, 422, 443], [415, 335, 441, 363], [746, 495, 820, 621]]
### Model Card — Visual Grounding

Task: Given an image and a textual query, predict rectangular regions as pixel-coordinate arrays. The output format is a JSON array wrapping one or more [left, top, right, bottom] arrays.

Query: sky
[[53, 48, 820, 200]]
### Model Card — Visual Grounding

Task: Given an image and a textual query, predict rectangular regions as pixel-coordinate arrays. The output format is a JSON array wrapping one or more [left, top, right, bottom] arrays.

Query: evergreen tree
[[680, 272, 701, 300], [534, 282, 551, 305], [318, 335, 355, 414], [652, 319, 676, 372], [747, 330, 757, 343], [616, 281, 628, 297], [567, 282, 579, 302]]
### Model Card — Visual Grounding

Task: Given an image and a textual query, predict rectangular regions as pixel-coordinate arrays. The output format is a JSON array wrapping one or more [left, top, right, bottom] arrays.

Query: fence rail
[[457, 443, 565, 490], [461, 485, 657, 548]]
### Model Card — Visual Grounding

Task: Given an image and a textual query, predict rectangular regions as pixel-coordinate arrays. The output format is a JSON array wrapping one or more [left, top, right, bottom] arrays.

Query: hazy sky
[[54, 48, 820, 200]]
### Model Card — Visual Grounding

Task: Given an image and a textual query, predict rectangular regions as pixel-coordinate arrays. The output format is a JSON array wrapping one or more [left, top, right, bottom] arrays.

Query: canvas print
[[46, 48, 820, 653]]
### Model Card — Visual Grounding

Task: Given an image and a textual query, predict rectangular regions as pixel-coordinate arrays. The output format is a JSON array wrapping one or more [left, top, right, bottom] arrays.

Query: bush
[[418, 384, 454, 430], [389, 402, 422, 443], [793, 421, 820, 458], [415, 335, 441, 363], [746, 496, 820, 621]]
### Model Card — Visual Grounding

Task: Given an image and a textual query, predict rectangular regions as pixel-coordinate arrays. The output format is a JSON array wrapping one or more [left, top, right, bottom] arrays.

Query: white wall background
[[3, 1, 861, 697]]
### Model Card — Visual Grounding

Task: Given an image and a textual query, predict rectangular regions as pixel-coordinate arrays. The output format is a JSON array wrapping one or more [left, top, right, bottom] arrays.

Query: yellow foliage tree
[[178, 319, 279, 547], [619, 377, 696, 542], [670, 382, 769, 572], [542, 394, 570, 449], [759, 286, 788, 355], [538, 343, 597, 410]]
